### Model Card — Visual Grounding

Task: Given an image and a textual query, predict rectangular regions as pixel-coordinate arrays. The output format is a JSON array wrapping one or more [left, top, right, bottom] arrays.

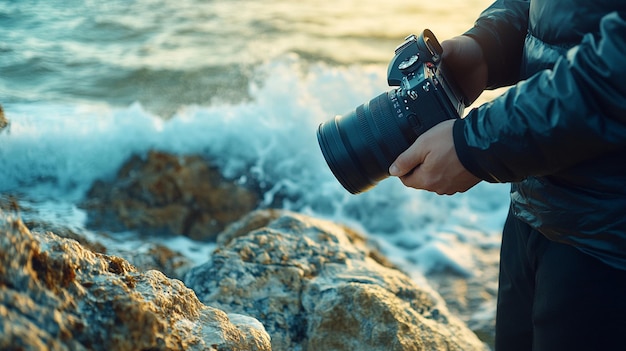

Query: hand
[[441, 36, 488, 105], [388, 119, 481, 195]]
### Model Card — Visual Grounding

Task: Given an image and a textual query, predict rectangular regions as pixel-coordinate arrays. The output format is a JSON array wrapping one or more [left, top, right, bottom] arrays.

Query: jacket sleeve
[[453, 12, 626, 183], [464, 0, 530, 88]]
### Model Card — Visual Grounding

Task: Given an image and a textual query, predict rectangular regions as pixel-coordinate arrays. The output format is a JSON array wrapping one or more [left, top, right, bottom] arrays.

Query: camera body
[[386, 30, 466, 136], [317, 30, 466, 194]]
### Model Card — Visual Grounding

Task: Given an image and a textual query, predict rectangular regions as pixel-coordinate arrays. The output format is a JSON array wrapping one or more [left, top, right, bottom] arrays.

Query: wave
[[0, 57, 509, 270], [0, 57, 382, 193]]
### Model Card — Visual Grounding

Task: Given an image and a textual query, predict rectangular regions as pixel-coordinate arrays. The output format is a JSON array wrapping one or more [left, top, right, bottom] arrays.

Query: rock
[[426, 255, 499, 347], [81, 151, 260, 241], [1, 195, 107, 254], [122, 242, 195, 280], [0, 194, 21, 215], [186, 210, 489, 351], [26, 221, 110, 256], [0, 210, 271, 351], [0, 104, 7, 130], [2, 195, 194, 280]]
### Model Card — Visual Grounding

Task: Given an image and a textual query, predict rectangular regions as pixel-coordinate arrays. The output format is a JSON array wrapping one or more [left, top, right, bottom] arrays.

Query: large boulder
[[0, 211, 271, 351], [186, 210, 489, 351], [81, 151, 260, 241]]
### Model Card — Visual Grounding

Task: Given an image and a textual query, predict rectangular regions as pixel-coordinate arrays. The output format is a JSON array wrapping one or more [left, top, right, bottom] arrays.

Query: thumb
[[389, 139, 426, 176]]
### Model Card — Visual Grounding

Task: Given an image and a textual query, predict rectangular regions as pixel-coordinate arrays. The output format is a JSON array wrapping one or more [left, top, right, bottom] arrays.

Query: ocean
[[0, 0, 509, 324]]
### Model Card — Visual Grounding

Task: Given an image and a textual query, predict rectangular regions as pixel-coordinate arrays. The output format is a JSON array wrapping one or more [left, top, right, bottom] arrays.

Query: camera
[[317, 29, 467, 194]]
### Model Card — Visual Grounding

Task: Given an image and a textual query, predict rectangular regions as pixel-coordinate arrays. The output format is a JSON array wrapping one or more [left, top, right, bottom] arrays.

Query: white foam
[[0, 56, 509, 283]]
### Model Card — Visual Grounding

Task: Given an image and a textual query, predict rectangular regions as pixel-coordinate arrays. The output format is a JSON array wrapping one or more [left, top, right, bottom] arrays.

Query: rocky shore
[[0, 150, 497, 350]]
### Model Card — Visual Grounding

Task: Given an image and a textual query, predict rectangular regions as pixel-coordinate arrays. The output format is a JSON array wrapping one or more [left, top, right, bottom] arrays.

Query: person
[[388, 1, 626, 350]]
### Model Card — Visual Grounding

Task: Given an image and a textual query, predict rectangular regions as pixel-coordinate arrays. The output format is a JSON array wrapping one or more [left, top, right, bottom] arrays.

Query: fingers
[[397, 157, 447, 194], [398, 166, 430, 192], [387, 119, 481, 195], [389, 138, 425, 177]]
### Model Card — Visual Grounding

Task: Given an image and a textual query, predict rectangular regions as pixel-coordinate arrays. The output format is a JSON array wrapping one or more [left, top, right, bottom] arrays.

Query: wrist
[[441, 36, 488, 105]]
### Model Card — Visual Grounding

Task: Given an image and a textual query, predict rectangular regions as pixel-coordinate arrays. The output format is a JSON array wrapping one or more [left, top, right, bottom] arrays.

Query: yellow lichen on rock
[[0, 210, 271, 351]]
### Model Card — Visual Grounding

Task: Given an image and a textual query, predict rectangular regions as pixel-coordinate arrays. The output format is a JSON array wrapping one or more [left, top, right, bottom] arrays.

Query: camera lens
[[317, 30, 464, 194], [317, 90, 416, 194]]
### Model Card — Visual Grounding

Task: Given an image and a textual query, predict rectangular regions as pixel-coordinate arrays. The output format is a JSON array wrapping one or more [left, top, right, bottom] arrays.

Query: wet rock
[[81, 150, 260, 241], [2, 196, 193, 280], [123, 243, 195, 280], [29, 223, 193, 280], [0, 194, 21, 215], [26, 221, 110, 255], [0, 195, 107, 254], [0, 210, 271, 351], [426, 253, 499, 348], [0, 104, 7, 130], [186, 210, 489, 351]]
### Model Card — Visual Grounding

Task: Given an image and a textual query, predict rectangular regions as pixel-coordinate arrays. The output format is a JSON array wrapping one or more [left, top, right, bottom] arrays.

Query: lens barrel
[[317, 90, 415, 194]]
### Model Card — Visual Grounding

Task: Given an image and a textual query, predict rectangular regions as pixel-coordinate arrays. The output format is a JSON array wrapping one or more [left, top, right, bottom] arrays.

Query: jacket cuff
[[453, 117, 497, 182]]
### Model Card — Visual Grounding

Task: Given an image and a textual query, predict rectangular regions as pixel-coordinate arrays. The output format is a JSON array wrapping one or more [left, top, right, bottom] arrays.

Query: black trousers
[[495, 209, 626, 351]]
